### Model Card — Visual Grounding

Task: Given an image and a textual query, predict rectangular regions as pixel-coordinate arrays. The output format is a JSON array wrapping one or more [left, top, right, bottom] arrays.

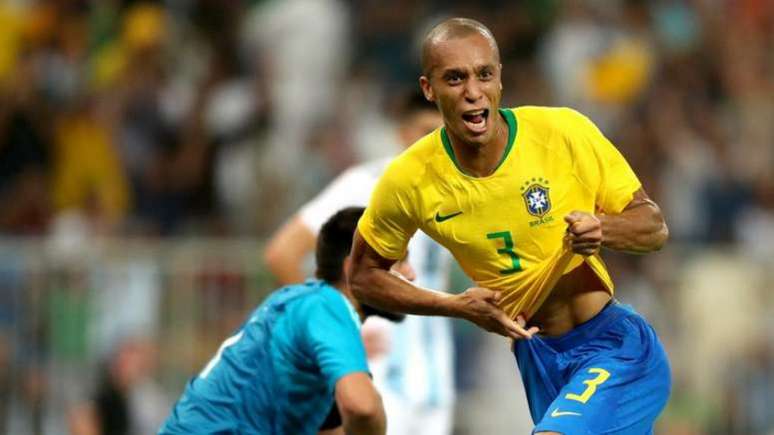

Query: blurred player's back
[[160, 281, 367, 434]]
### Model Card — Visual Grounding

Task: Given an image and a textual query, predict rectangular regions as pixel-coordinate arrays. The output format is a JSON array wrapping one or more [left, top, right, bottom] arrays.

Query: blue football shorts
[[513, 301, 671, 434]]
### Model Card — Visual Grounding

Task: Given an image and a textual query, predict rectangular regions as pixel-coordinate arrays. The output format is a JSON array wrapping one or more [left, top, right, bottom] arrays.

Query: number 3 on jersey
[[486, 231, 522, 275]]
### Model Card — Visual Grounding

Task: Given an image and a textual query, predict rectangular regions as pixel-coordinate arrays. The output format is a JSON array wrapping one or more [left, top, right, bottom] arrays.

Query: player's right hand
[[452, 288, 539, 340]]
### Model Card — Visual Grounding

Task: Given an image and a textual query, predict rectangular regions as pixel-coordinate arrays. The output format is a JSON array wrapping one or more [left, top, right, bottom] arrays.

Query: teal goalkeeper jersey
[[159, 280, 369, 434]]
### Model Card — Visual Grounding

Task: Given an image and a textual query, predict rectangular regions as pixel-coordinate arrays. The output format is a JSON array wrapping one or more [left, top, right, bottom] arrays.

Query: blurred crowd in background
[[0, 0, 771, 243], [0, 0, 771, 434]]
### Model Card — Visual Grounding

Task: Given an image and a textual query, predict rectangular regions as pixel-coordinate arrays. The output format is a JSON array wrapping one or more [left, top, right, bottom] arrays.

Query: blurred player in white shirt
[[264, 92, 454, 435]]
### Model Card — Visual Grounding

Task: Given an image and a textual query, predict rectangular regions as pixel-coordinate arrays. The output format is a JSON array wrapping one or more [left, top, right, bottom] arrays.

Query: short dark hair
[[315, 207, 365, 284], [315, 206, 406, 322], [421, 17, 500, 77]]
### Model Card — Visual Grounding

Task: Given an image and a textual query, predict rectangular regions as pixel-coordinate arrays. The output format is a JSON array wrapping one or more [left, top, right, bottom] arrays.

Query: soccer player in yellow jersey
[[350, 18, 671, 434]]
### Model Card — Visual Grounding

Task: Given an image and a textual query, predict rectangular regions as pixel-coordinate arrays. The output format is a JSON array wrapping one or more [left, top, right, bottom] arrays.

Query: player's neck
[[336, 282, 366, 321], [448, 115, 508, 177]]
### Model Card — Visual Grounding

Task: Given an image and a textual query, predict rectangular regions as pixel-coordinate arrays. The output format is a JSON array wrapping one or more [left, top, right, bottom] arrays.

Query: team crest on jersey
[[521, 178, 551, 218]]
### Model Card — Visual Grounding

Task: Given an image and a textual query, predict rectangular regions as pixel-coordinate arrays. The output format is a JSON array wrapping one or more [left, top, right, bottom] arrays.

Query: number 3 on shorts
[[564, 368, 611, 404]]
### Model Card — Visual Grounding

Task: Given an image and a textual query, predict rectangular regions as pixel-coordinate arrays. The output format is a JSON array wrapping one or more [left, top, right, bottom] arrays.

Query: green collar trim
[[440, 108, 518, 176]]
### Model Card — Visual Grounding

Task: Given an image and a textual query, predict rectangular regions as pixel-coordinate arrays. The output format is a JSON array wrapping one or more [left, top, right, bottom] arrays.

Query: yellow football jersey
[[358, 106, 641, 318]]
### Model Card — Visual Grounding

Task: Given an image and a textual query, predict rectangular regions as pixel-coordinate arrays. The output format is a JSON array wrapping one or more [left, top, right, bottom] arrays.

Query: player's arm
[[599, 188, 668, 252], [565, 188, 668, 256], [350, 230, 537, 340], [561, 109, 668, 256], [307, 294, 385, 435], [353, 160, 535, 339], [265, 167, 371, 285], [317, 400, 344, 435], [333, 372, 385, 435], [264, 215, 316, 285]]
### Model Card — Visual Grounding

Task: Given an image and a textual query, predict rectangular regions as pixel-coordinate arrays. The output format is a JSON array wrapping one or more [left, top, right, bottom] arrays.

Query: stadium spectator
[[69, 336, 167, 435], [0, 56, 51, 235]]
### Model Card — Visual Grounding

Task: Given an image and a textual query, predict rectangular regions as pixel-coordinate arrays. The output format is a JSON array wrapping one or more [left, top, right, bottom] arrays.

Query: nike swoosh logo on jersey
[[551, 408, 582, 417], [434, 211, 463, 222]]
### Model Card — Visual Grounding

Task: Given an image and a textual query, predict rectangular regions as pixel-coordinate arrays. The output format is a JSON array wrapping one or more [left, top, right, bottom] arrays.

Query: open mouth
[[461, 108, 489, 134]]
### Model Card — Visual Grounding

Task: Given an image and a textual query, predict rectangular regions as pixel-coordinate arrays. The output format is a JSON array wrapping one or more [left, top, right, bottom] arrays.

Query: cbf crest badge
[[521, 177, 551, 217]]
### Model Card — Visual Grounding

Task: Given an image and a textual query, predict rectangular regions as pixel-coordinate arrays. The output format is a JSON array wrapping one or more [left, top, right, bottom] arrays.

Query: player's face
[[398, 110, 443, 148], [420, 33, 502, 147]]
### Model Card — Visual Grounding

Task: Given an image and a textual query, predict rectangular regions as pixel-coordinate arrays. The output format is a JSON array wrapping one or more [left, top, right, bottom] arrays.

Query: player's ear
[[419, 76, 434, 102]]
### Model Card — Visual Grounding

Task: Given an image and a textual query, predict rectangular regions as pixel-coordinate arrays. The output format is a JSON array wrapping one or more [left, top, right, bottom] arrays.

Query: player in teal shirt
[[160, 207, 397, 434]]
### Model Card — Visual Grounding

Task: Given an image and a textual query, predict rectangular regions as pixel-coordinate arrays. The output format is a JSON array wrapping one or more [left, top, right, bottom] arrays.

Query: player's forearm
[[351, 267, 457, 316], [349, 232, 458, 317], [599, 199, 668, 253], [336, 374, 386, 435], [264, 216, 316, 285], [265, 254, 306, 285]]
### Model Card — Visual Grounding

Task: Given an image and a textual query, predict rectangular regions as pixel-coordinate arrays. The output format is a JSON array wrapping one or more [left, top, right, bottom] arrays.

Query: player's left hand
[[564, 211, 602, 256]]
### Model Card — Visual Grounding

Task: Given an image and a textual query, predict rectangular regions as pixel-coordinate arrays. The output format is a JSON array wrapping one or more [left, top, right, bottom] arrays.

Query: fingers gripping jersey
[[358, 107, 641, 318]]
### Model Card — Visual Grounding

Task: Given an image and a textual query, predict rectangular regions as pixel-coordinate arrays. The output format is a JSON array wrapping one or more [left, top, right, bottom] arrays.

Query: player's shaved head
[[421, 17, 500, 77]]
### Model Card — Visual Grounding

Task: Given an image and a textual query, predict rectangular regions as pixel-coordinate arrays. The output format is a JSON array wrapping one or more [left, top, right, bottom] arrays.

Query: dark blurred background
[[0, 0, 771, 434]]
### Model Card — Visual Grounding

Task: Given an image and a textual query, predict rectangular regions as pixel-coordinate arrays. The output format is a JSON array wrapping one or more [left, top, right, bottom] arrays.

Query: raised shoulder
[[511, 106, 602, 157], [302, 283, 345, 307], [275, 281, 338, 309], [513, 106, 591, 134], [291, 284, 360, 330]]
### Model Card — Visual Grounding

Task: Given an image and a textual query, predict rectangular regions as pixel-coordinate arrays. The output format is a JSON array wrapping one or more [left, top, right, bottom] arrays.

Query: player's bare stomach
[[529, 262, 612, 337]]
